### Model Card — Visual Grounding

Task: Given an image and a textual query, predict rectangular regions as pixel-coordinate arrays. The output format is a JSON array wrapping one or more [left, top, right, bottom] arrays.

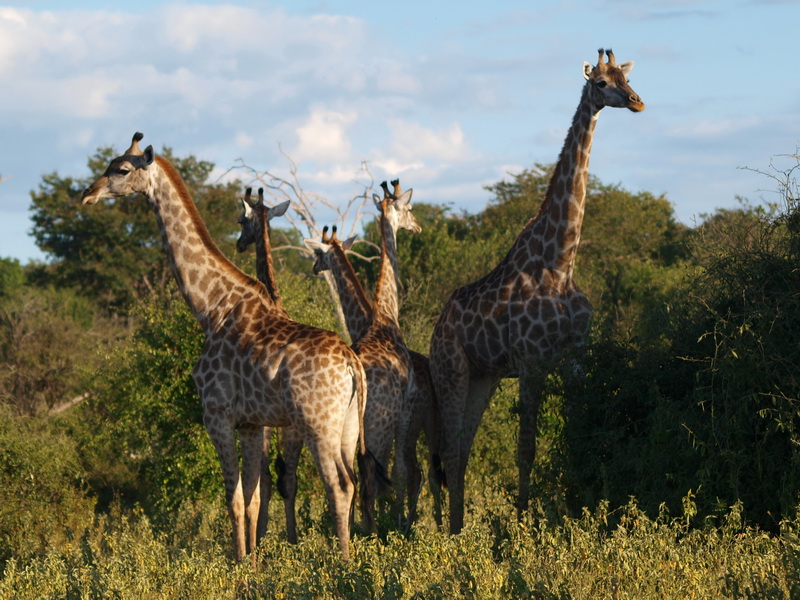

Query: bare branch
[[223, 147, 381, 333]]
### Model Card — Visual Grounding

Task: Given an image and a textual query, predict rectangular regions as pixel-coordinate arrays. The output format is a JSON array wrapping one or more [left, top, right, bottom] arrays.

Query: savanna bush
[[0, 406, 96, 567]]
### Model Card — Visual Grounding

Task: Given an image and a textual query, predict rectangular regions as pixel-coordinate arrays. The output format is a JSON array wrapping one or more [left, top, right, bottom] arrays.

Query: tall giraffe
[[235, 187, 305, 546], [429, 49, 645, 534], [306, 183, 418, 533], [82, 133, 368, 563]]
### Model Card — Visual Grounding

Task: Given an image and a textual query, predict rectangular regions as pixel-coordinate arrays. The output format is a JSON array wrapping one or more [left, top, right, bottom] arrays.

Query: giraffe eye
[[118, 168, 131, 175], [596, 80, 607, 89]]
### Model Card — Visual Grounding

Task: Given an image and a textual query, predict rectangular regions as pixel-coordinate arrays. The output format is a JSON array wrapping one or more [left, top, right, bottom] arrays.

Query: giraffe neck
[[373, 210, 400, 324], [328, 242, 373, 342], [254, 208, 286, 315], [146, 156, 268, 329], [519, 84, 601, 279]]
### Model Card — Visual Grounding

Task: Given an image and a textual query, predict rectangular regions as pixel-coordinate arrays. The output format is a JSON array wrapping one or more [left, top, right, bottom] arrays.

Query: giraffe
[[429, 49, 645, 534], [236, 187, 289, 316], [305, 180, 443, 529], [234, 187, 305, 546], [371, 180, 444, 528], [81, 132, 368, 563], [305, 226, 444, 528], [302, 185, 414, 533]]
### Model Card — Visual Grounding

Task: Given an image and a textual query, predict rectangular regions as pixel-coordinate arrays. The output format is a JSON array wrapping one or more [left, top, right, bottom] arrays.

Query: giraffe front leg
[[257, 426, 273, 544], [206, 423, 247, 562], [240, 426, 264, 566]]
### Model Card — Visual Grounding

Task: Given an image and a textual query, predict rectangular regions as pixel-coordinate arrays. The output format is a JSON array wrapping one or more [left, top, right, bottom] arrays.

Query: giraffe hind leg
[[276, 426, 303, 544], [311, 442, 356, 560], [256, 426, 273, 544]]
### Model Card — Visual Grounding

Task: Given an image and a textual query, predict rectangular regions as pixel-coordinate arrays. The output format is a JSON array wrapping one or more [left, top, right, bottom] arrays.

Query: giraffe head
[[582, 48, 644, 112], [235, 187, 290, 253], [303, 226, 356, 275], [372, 179, 422, 234], [81, 132, 155, 204]]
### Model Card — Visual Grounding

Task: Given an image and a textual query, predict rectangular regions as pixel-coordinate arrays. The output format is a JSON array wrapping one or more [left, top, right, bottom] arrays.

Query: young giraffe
[[306, 228, 444, 529], [82, 133, 368, 563], [429, 49, 645, 534], [304, 181, 444, 528], [372, 180, 444, 528], [306, 185, 417, 533], [235, 187, 305, 546]]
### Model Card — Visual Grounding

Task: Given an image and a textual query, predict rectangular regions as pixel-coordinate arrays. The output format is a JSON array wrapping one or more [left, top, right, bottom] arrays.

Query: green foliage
[[681, 185, 800, 527], [0, 258, 25, 298], [1, 495, 793, 598], [563, 158, 800, 531], [0, 286, 116, 416], [0, 406, 96, 567], [79, 289, 220, 514]]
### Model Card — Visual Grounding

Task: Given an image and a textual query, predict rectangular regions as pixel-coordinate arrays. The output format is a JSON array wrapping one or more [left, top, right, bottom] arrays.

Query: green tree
[[0, 286, 117, 416], [0, 258, 25, 298]]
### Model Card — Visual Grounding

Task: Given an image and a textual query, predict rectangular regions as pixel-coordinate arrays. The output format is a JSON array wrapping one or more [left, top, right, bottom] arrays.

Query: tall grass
[[2, 490, 795, 599]]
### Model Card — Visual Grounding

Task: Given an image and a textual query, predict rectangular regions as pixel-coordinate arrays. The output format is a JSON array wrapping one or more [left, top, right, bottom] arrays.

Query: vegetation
[[1, 145, 799, 597]]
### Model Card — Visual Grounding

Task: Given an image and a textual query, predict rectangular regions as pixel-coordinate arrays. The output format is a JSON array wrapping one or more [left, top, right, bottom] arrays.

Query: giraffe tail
[[351, 356, 368, 457], [275, 452, 288, 499]]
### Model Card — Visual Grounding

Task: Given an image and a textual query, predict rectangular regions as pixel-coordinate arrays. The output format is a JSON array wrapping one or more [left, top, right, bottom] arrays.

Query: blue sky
[[1, 0, 799, 263]]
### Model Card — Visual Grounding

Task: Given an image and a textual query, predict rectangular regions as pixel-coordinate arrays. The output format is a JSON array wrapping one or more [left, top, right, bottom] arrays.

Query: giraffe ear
[[618, 61, 634, 76], [394, 189, 413, 208], [142, 145, 155, 166], [303, 238, 328, 254], [583, 61, 593, 80], [372, 193, 382, 210], [269, 200, 290, 219], [240, 198, 254, 218], [341, 236, 357, 250]]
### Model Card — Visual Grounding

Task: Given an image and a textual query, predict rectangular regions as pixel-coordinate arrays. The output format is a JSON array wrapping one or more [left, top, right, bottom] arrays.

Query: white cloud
[[668, 116, 763, 140], [385, 120, 471, 163], [235, 132, 254, 150], [293, 108, 357, 164]]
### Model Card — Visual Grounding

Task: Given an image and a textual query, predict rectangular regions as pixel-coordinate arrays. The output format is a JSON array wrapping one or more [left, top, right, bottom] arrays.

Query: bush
[[0, 406, 96, 567]]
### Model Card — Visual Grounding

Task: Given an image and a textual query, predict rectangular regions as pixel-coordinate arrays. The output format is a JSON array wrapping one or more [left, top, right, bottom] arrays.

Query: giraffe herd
[[80, 49, 644, 563]]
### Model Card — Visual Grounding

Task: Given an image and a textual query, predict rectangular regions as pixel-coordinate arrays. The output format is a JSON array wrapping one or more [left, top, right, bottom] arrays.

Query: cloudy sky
[[1, 0, 798, 263]]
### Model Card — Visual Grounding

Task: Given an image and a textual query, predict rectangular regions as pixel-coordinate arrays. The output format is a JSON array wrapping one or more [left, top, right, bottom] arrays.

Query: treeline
[[1, 144, 799, 575]]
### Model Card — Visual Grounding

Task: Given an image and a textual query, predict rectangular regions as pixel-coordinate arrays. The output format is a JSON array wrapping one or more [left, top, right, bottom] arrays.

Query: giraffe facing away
[[306, 184, 418, 533], [429, 49, 645, 534], [304, 180, 445, 528], [235, 187, 306, 546], [82, 133, 368, 563]]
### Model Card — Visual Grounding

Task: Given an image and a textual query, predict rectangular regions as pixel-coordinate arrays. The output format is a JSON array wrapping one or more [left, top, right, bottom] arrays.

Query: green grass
[[1, 486, 796, 599]]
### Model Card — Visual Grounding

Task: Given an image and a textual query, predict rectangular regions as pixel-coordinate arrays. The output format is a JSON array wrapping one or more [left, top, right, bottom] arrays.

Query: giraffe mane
[[329, 234, 373, 316]]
